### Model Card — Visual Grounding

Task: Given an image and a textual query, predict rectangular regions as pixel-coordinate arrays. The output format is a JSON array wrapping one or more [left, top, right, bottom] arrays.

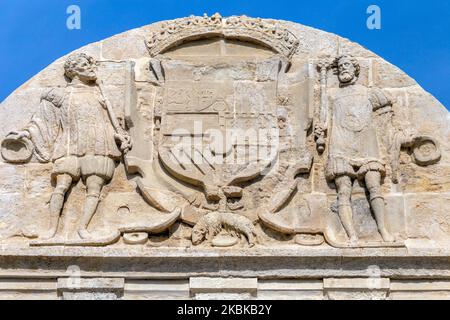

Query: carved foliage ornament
[[146, 13, 300, 60]]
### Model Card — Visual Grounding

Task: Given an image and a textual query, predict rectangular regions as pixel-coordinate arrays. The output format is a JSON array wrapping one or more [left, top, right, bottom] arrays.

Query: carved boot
[[371, 197, 395, 242], [41, 192, 64, 240], [338, 205, 358, 243], [78, 195, 100, 239]]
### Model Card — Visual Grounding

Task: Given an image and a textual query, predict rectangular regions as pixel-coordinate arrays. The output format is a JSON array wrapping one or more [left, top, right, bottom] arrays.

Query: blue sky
[[1, 0, 449, 109]]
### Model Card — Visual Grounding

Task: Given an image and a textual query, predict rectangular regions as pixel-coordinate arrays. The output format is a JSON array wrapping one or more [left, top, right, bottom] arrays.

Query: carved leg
[[365, 171, 395, 242], [78, 175, 105, 239], [41, 174, 73, 240], [246, 230, 256, 247], [335, 175, 358, 243]]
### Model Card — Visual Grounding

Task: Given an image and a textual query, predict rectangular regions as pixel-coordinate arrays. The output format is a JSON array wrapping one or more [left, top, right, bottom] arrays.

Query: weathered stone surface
[[372, 58, 418, 88], [324, 278, 390, 300], [58, 277, 125, 300], [190, 277, 257, 296], [389, 280, 450, 300], [0, 89, 42, 139], [124, 280, 189, 300], [405, 193, 450, 241], [337, 37, 379, 59], [258, 279, 323, 300], [0, 14, 449, 300], [101, 29, 149, 60], [0, 164, 26, 191], [284, 22, 339, 59]]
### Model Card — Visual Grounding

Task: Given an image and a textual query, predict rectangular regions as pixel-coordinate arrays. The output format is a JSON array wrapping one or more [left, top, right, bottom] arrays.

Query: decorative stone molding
[[0, 248, 450, 300], [146, 13, 299, 60]]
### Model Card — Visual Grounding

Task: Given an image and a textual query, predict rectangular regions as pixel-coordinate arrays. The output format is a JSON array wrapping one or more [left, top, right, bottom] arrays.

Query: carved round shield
[[1, 136, 33, 163]]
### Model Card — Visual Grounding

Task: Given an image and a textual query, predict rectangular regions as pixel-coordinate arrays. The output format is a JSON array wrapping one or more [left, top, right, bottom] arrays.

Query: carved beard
[[339, 71, 354, 83], [79, 72, 97, 82]]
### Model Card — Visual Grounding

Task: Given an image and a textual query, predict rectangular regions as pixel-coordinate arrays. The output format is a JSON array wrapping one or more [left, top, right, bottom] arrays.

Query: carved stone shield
[[156, 57, 281, 208]]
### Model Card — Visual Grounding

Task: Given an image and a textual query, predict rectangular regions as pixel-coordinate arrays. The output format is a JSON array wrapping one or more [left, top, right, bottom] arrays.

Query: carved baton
[[315, 60, 332, 154], [97, 80, 132, 154]]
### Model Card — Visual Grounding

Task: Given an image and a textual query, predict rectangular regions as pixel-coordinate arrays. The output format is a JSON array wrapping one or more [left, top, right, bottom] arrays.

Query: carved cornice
[[146, 13, 300, 59]]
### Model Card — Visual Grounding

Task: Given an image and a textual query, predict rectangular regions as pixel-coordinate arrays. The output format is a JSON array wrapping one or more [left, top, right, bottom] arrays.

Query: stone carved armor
[[326, 85, 389, 180]]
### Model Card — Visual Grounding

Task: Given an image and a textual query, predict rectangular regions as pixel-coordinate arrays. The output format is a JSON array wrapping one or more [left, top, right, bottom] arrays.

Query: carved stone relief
[[0, 14, 447, 252]]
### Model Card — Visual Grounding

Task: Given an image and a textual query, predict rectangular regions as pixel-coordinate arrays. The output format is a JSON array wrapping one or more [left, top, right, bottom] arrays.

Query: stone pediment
[[0, 14, 450, 299]]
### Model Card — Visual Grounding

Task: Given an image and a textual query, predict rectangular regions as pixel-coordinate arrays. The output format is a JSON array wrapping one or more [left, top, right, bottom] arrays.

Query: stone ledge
[[190, 277, 257, 296], [323, 278, 390, 290], [1, 243, 450, 258], [124, 279, 189, 300], [57, 277, 125, 291], [0, 251, 449, 280], [1, 276, 449, 300]]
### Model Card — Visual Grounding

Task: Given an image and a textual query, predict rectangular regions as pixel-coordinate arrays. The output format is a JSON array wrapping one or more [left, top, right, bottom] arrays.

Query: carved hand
[[316, 60, 333, 71], [8, 130, 31, 140], [114, 130, 133, 154], [314, 123, 327, 153], [314, 123, 327, 138], [395, 126, 419, 147]]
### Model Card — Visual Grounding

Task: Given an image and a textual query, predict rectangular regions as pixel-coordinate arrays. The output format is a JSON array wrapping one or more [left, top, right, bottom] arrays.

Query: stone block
[[284, 22, 339, 59], [58, 277, 125, 300], [0, 89, 42, 138], [258, 279, 323, 300], [324, 278, 390, 300], [372, 59, 417, 88], [337, 37, 379, 58], [124, 279, 189, 300], [407, 87, 450, 162], [0, 164, 26, 193], [405, 193, 450, 241], [190, 277, 258, 296], [102, 30, 148, 60], [390, 280, 450, 300]]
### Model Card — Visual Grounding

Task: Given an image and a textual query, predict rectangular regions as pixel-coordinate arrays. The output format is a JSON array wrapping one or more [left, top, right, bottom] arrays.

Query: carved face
[[338, 58, 356, 84], [191, 224, 206, 245], [67, 56, 97, 82], [278, 116, 287, 129]]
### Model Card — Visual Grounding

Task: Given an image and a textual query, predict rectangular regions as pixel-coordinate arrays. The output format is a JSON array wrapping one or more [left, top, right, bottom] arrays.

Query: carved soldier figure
[[8, 53, 131, 240], [318, 55, 395, 243]]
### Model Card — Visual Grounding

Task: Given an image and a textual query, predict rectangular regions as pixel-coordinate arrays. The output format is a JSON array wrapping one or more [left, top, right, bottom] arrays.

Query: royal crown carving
[[146, 13, 300, 59]]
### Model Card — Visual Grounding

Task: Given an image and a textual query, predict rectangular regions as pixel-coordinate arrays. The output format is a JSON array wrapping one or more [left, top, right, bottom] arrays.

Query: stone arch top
[[145, 13, 300, 59]]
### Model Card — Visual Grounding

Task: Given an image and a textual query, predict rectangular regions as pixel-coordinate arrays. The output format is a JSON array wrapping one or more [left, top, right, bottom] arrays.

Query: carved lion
[[191, 212, 256, 247]]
